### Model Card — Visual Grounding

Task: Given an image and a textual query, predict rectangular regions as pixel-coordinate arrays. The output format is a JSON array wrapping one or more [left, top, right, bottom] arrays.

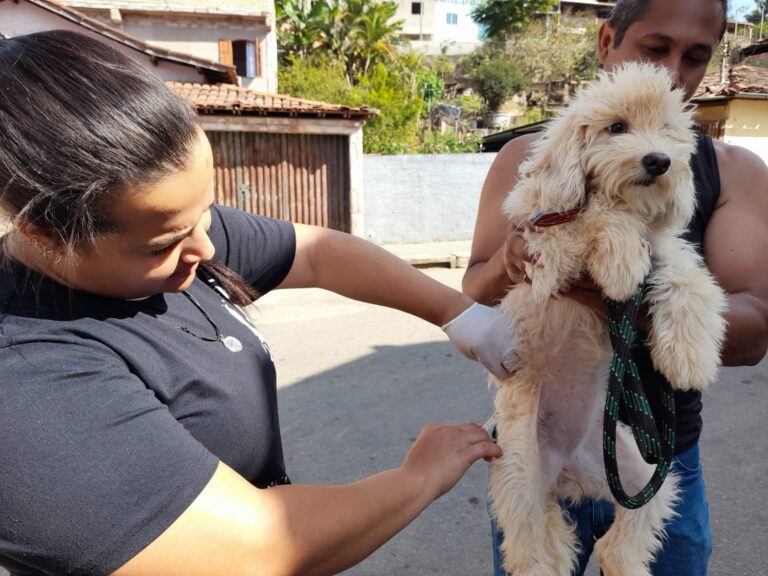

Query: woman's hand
[[401, 422, 501, 502], [442, 302, 521, 379]]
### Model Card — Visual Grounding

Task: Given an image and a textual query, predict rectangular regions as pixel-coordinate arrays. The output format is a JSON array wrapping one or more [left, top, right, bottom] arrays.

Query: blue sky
[[731, 0, 762, 20]]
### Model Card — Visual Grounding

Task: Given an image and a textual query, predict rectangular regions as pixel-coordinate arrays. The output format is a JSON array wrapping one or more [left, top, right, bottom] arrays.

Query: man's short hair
[[607, 0, 729, 47]]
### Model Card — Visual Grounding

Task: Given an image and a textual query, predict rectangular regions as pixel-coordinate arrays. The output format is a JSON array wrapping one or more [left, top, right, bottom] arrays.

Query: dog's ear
[[522, 119, 588, 212]]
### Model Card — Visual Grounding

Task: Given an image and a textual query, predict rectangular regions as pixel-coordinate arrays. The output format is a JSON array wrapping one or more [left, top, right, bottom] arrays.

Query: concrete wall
[[363, 153, 497, 244], [724, 99, 768, 165]]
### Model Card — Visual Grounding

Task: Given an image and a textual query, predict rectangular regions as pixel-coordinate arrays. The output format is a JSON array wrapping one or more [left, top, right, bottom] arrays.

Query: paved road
[[1, 267, 764, 575], [258, 267, 768, 576]]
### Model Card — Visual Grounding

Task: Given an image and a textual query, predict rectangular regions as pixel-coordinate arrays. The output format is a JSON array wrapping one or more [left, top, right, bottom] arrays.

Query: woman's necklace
[[179, 290, 243, 353]]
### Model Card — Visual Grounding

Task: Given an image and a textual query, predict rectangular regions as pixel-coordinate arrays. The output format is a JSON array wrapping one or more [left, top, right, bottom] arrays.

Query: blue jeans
[[491, 443, 711, 576]]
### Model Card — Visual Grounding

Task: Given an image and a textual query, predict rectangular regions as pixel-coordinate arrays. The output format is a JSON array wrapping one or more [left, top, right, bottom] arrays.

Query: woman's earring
[[27, 236, 63, 264]]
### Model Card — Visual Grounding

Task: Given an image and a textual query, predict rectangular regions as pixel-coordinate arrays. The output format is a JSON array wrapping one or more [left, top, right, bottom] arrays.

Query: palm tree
[[277, 0, 404, 84], [344, 0, 404, 81], [471, 0, 557, 41]]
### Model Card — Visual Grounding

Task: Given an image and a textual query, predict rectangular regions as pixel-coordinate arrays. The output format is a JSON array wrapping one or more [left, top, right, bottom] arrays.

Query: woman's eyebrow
[[147, 229, 191, 248], [147, 202, 214, 248]]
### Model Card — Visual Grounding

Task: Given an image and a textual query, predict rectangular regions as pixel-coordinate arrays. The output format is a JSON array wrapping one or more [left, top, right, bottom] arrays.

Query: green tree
[[348, 62, 424, 153], [344, 0, 404, 80], [745, 1, 767, 39], [277, 57, 354, 105], [505, 21, 599, 85], [469, 58, 527, 112], [276, 0, 404, 84], [471, 0, 557, 41], [275, 0, 327, 62]]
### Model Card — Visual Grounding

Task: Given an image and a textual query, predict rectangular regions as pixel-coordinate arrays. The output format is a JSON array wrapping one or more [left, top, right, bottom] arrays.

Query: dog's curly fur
[[490, 63, 728, 576]]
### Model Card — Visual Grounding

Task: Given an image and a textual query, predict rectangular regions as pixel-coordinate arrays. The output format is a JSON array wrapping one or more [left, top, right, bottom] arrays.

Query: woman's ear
[[14, 221, 59, 246], [521, 119, 588, 214]]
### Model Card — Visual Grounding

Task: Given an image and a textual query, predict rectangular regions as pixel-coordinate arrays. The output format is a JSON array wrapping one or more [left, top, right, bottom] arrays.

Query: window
[[446, 12, 458, 25], [233, 39, 257, 78], [411, 2, 421, 15], [219, 38, 262, 78]]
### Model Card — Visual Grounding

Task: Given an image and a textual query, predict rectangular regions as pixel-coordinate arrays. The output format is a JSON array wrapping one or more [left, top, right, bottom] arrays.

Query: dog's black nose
[[642, 153, 671, 177]]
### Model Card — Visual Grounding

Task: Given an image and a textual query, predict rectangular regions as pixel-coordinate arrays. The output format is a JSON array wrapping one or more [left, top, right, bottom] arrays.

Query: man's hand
[[501, 221, 535, 285], [560, 276, 607, 318]]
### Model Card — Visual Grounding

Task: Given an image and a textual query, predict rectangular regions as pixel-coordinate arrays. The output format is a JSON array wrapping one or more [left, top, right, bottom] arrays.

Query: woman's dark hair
[[608, 0, 729, 48], [0, 30, 257, 304]]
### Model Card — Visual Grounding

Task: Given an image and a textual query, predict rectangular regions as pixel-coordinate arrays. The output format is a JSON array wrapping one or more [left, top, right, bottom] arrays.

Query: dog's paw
[[530, 264, 561, 303], [648, 271, 727, 390], [589, 241, 651, 302]]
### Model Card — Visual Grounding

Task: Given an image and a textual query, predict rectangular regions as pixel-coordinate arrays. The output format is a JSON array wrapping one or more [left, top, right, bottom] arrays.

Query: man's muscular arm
[[705, 142, 768, 366], [463, 133, 540, 305]]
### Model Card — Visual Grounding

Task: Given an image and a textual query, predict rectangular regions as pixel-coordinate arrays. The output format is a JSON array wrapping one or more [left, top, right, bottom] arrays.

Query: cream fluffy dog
[[490, 63, 727, 576]]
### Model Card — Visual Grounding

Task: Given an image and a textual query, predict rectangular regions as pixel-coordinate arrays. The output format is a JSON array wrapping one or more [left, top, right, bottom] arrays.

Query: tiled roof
[[168, 82, 378, 119], [694, 63, 768, 99], [58, 0, 271, 17]]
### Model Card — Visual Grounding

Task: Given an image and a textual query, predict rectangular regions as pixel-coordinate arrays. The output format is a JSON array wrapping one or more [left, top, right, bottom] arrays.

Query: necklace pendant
[[222, 335, 243, 352]]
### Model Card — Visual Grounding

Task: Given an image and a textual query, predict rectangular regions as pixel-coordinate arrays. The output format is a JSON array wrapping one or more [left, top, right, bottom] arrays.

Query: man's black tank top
[[630, 133, 720, 453]]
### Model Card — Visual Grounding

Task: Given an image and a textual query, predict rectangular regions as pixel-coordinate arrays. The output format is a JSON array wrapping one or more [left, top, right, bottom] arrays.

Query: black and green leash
[[603, 285, 676, 509]]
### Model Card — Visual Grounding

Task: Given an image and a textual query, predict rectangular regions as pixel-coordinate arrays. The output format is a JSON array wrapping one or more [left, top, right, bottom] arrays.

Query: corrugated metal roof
[[168, 82, 378, 119]]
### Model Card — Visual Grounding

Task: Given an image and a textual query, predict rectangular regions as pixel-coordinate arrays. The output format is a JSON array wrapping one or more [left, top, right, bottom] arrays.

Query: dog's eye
[[608, 122, 627, 134]]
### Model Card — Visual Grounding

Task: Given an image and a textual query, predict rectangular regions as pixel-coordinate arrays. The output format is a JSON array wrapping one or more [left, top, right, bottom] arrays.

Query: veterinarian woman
[[0, 31, 519, 576], [464, 0, 768, 575]]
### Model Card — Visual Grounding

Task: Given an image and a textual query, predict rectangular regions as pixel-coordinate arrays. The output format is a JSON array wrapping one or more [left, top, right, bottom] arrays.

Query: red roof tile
[[694, 63, 768, 99], [168, 82, 378, 119]]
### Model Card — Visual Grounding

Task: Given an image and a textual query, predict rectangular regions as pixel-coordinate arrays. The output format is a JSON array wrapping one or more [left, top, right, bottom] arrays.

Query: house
[[55, 0, 277, 92], [0, 0, 378, 236], [172, 82, 377, 234], [725, 18, 755, 48], [530, 1, 614, 32], [393, 0, 485, 55], [0, 0, 236, 84], [554, 0, 615, 27], [693, 60, 768, 164]]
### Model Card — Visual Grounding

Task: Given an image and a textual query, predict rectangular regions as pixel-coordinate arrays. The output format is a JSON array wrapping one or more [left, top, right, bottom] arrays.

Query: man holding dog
[[463, 0, 768, 574]]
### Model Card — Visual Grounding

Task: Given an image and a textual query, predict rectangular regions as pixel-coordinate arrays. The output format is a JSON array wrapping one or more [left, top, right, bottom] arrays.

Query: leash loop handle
[[603, 286, 676, 509]]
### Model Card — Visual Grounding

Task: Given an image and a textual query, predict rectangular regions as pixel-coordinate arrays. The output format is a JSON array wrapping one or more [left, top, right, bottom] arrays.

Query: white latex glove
[[442, 303, 521, 380]]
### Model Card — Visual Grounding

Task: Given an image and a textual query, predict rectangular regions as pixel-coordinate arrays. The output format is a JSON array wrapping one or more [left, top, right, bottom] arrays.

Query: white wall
[[432, 0, 484, 45], [363, 153, 497, 244]]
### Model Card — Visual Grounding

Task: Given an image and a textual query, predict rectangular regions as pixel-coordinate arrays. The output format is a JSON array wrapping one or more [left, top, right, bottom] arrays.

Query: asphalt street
[[2, 267, 764, 576], [259, 267, 768, 576]]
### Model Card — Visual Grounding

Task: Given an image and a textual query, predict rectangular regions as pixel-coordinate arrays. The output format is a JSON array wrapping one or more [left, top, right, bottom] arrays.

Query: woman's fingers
[[402, 422, 502, 501]]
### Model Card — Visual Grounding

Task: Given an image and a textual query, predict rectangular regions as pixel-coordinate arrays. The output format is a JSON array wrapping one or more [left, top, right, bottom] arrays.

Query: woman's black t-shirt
[[0, 205, 296, 575]]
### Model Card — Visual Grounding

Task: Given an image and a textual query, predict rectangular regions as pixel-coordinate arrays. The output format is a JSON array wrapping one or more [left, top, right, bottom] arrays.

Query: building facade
[[56, 0, 278, 92], [1, 0, 376, 236], [694, 61, 768, 165], [393, 0, 485, 55]]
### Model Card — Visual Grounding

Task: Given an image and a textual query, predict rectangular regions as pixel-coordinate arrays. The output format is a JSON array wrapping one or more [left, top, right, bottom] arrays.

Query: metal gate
[[207, 131, 351, 232]]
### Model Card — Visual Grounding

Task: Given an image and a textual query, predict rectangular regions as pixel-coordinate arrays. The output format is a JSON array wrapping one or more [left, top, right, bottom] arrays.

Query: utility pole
[[761, 0, 766, 42], [419, 0, 423, 42]]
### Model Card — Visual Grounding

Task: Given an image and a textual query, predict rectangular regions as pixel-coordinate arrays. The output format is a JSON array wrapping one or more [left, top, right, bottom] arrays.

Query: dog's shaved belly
[[539, 355, 608, 464], [499, 288, 613, 486]]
